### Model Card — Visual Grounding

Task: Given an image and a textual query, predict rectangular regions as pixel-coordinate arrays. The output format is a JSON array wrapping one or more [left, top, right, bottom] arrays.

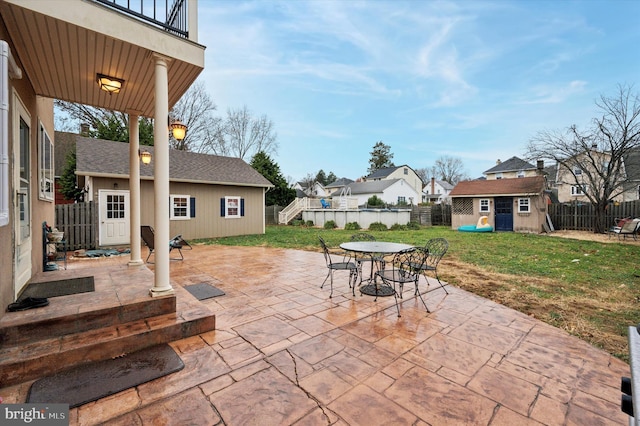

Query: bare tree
[[223, 105, 278, 160], [169, 81, 219, 152], [430, 156, 468, 185], [414, 167, 429, 183], [527, 84, 640, 233]]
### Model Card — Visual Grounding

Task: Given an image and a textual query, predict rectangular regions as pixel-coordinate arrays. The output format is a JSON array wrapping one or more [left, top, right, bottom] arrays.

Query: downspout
[[0, 41, 21, 227]]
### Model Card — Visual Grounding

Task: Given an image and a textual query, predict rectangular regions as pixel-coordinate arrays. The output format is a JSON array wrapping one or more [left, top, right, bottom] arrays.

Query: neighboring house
[[364, 165, 424, 197], [325, 177, 354, 196], [294, 181, 328, 198], [423, 178, 454, 204], [0, 0, 204, 308], [74, 137, 273, 245], [450, 176, 548, 233], [484, 156, 541, 180], [546, 148, 635, 203], [346, 179, 420, 207]]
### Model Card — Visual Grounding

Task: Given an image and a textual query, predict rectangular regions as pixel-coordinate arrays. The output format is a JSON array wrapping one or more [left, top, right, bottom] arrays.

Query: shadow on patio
[[0, 244, 630, 425]]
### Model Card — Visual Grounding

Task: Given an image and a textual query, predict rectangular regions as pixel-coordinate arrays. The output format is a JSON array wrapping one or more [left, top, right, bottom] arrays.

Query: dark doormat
[[27, 344, 184, 408], [184, 283, 225, 300]]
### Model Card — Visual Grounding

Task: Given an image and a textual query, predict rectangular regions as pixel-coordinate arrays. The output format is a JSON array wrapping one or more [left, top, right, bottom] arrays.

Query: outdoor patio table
[[340, 241, 414, 297]]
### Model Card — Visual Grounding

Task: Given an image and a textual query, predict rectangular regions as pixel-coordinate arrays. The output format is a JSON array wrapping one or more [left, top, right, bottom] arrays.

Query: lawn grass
[[196, 225, 639, 361]]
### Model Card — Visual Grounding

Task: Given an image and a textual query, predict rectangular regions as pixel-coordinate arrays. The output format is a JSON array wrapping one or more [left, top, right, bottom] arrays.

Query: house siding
[[451, 195, 546, 233], [0, 21, 55, 313], [91, 178, 265, 241]]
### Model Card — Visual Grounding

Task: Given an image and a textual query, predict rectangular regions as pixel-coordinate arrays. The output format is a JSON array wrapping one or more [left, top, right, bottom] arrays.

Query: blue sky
[[196, 0, 640, 182]]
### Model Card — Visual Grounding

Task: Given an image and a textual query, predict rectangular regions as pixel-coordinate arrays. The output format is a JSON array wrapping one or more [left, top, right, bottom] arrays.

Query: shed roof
[[75, 136, 273, 188], [450, 175, 545, 197]]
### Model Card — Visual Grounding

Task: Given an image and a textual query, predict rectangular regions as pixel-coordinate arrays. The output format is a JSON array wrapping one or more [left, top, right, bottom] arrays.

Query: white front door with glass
[[98, 190, 130, 246], [13, 94, 31, 297]]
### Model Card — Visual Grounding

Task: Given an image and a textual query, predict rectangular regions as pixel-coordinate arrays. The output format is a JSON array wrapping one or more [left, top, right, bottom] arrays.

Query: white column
[[128, 112, 143, 266], [150, 54, 174, 297]]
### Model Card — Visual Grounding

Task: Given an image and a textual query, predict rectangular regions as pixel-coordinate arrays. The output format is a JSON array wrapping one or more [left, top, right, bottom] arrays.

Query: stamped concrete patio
[[0, 244, 630, 425]]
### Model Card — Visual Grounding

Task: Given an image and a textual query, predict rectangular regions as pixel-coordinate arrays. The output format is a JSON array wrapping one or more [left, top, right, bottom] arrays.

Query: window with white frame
[[517, 170, 525, 178], [518, 198, 530, 213], [479, 198, 490, 213], [39, 123, 54, 201], [397, 196, 406, 205], [224, 196, 241, 218], [573, 167, 582, 176], [571, 185, 587, 196], [170, 194, 190, 219]]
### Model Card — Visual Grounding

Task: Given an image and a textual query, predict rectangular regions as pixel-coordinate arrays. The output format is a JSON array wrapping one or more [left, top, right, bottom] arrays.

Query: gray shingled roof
[[75, 137, 273, 188], [483, 156, 536, 175], [347, 179, 399, 194], [325, 177, 354, 188], [366, 167, 396, 179]]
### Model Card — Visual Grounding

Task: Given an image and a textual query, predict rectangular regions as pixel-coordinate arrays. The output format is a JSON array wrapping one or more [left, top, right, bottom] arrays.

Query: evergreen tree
[[59, 150, 84, 202], [368, 141, 395, 174], [250, 151, 296, 206], [326, 171, 337, 185]]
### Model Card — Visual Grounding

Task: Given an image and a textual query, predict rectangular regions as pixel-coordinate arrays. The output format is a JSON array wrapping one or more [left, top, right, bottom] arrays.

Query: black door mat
[[27, 344, 184, 408], [184, 283, 225, 300]]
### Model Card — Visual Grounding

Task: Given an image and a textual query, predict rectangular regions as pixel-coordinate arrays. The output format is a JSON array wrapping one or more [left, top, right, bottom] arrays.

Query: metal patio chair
[[375, 247, 425, 317], [319, 236, 358, 298], [141, 225, 192, 264], [416, 238, 449, 294]]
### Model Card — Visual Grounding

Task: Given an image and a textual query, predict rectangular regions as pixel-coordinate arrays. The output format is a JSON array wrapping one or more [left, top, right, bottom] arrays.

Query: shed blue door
[[495, 197, 513, 231]]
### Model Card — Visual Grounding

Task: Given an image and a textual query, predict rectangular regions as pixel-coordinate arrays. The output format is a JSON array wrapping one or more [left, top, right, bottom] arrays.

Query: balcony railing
[[92, 0, 189, 38]]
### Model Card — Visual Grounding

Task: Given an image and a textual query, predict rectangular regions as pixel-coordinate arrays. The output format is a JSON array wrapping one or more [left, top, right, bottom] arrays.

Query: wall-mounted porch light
[[139, 149, 152, 165], [169, 119, 187, 141], [97, 73, 124, 94]]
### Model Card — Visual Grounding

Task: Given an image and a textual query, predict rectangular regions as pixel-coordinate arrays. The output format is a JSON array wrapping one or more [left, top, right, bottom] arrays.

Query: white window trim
[[495, 172, 503, 180], [170, 194, 190, 220], [225, 195, 241, 218], [39, 122, 54, 202], [571, 185, 586, 196], [479, 198, 490, 213], [518, 198, 530, 213]]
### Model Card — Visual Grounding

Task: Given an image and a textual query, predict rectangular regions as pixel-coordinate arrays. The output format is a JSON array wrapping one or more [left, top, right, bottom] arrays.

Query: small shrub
[[407, 221, 421, 230], [344, 222, 361, 230], [291, 219, 304, 226], [368, 222, 387, 231], [324, 220, 337, 229], [367, 195, 384, 207], [390, 223, 408, 231], [305, 220, 314, 227]]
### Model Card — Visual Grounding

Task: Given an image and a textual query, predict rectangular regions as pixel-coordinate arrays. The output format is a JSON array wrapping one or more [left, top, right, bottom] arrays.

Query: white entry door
[[99, 190, 130, 246], [14, 94, 31, 297]]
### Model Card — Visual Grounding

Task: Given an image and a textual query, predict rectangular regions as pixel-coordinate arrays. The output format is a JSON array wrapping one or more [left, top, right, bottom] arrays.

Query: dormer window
[[517, 170, 525, 178], [495, 172, 503, 180]]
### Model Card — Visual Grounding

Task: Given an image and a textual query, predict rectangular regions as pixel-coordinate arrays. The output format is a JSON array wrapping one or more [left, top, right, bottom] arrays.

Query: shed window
[[170, 194, 190, 220], [479, 199, 490, 213], [221, 196, 245, 218], [518, 198, 530, 213]]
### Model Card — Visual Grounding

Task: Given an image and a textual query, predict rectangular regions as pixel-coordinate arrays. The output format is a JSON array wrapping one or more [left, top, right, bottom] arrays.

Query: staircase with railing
[[279, 198, 310, 224]]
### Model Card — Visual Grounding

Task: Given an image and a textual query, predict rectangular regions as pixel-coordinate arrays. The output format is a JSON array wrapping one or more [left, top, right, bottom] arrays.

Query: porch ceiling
[[0, 0, 205, 117]]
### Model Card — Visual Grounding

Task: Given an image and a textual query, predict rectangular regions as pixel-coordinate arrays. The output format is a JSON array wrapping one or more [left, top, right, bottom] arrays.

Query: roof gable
[[74, 136, 273, 187], [450, 176, 545, 197]]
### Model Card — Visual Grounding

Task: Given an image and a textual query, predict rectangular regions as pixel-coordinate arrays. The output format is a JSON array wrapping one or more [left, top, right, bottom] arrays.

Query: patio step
[[0, 303, 216, 387]]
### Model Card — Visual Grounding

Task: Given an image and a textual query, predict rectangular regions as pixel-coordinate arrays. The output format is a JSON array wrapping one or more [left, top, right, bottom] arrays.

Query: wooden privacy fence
[[548, 200, 640, 231], [55, 201, 96, 250]]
